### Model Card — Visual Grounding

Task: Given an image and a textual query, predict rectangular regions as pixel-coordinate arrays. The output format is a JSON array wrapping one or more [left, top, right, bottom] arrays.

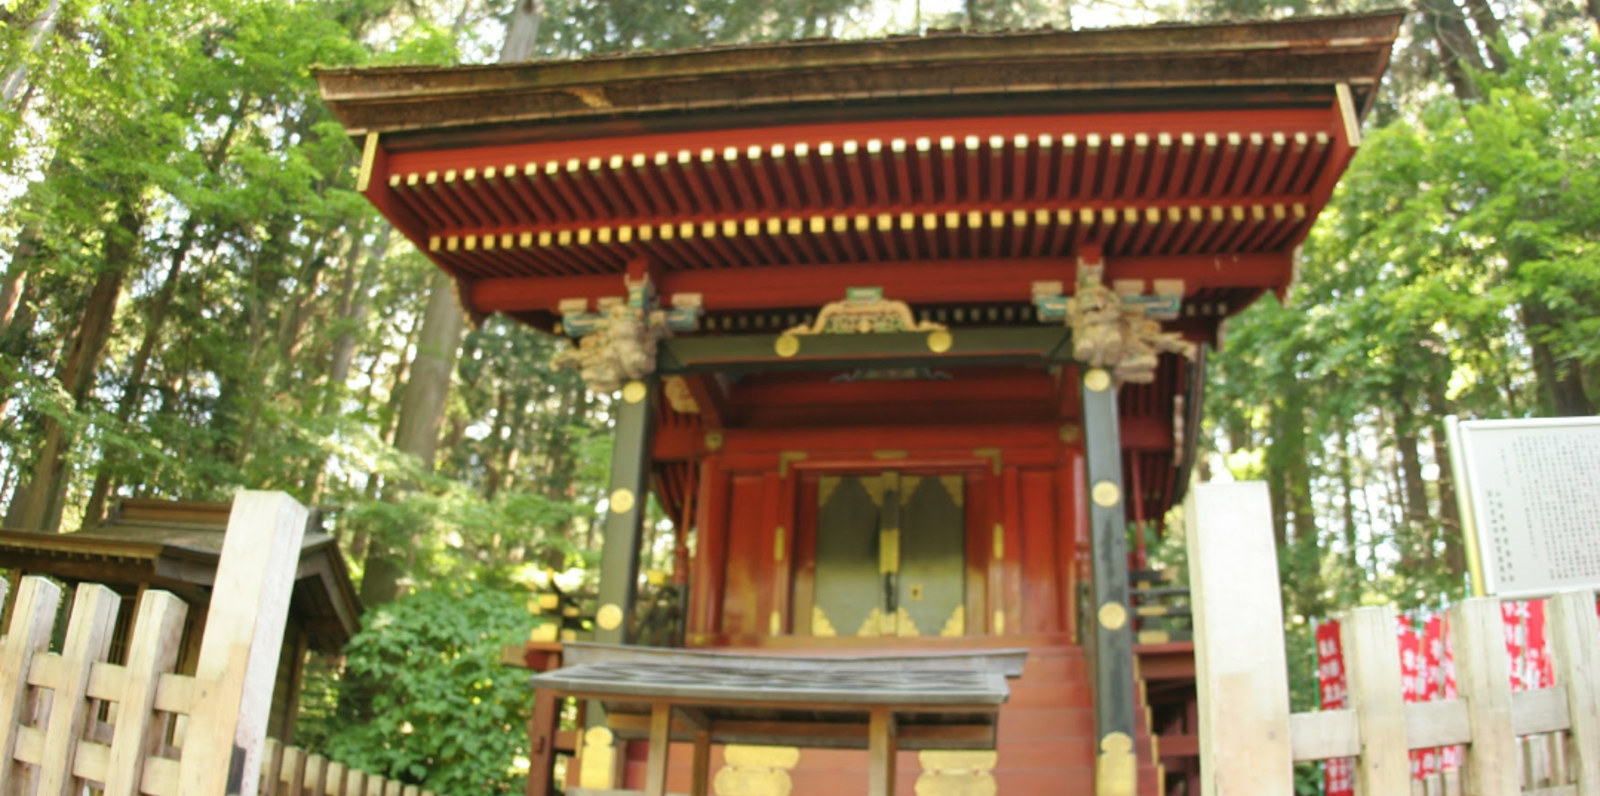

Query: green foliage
[[324, 587, 537, 794]]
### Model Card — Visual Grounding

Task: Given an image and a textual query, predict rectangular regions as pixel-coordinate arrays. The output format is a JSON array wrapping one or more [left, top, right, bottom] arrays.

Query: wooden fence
[[1187, 482, 1600, 796], [0, 491, 445, 796]]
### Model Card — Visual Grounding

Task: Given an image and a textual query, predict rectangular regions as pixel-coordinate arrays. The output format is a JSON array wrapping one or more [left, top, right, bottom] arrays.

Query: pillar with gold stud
[[1082, 363, 1138, 796], [595, 375, 659, 645]]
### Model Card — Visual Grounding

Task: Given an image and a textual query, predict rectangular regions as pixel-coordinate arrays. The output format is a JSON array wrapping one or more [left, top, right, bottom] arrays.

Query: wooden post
[[645, 702, 671, 796], [105, 590, 190, 796], [1549, 590, 1600, 796], [868, 706, 897, 796], [1450, 598, 1518, 796], [1081, 366, 1137, 796], [1340, 605, 1408, 796], [524, 688, 562, 796], [1186, 482, 1292, 796], [595, 376, 659, 645], [690, 729, 712, 796], [0, 575, 63, 792], [177, 491, 310, 796], [37, 583, 121, 796]]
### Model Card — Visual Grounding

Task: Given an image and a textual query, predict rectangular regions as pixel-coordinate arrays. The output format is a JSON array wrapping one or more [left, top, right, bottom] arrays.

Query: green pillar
[[1081, 366, 1138, 796], [594, 376, 659, 645]]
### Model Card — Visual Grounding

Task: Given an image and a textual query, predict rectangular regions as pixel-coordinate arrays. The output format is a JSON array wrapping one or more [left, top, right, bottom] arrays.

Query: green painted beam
[[594, 376, 658, 646], [1081, 367, 1139, 796], [657, 327, 1073, 375]]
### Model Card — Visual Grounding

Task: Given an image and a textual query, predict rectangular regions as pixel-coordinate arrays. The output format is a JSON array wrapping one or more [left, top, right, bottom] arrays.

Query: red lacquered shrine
[[317, 13, 1399, 796]]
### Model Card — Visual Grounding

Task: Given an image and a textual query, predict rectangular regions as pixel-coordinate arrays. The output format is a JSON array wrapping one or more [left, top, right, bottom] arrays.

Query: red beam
[[467, 254, 1290, 313]]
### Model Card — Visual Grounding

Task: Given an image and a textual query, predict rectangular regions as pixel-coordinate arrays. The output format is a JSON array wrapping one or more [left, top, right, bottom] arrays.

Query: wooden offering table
[[531, 644, 1025, 796]]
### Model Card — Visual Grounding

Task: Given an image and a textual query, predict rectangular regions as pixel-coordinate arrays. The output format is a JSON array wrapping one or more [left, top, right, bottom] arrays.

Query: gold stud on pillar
[[1093, 481, 1120, 507], [1096, 732, 1135, 796], [1084, 367, 1112, 392], [622, 380, 647, 403]]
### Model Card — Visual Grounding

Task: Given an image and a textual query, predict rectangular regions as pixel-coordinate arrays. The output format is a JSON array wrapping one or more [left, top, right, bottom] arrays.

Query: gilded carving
[[553, 276, 701, 393], [578, 727, 616, 790], [715, 745, 799, 796], [1035, 260, 1196, 385], [939, 475, 964, 507], [786, 287, 946, 336], [811, 605, 837, 637], [663, 376, 700, 413], [817, 476, 841, 508], [916, 750, 998, 796], [940, 605, 966, 637], [1096, 732, 1136, 796]]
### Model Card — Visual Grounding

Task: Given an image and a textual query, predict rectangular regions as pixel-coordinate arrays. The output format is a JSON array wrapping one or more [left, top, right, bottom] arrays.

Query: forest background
[[1, 0, 1597, 792]]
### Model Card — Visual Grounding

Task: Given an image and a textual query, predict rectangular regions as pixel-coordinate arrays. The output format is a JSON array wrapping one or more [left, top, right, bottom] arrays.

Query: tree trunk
[[360, 269, 465, 605], [1523, 296, 1593, 416], [1456, 0, 1507, 71], [1, 0, 61, 107], [499, 0, 544, 62], [1429, 420, 1466, 577], [1419, 0, 1488, 102], [1337, 420, 1359, 573], [81, 216, 201, 526], [4, 202, 139, 531]]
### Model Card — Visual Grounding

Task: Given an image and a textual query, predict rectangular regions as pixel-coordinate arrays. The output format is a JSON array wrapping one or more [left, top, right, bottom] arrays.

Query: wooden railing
[[0, 491, 452, 796], [1186, 482, 1600, 796], [260, 738, 442, 796]]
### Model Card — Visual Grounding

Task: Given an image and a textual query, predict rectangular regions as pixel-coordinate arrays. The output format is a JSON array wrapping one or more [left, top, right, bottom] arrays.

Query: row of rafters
[[372, 109, 1350, 234], [426, 201, 1311, 279]]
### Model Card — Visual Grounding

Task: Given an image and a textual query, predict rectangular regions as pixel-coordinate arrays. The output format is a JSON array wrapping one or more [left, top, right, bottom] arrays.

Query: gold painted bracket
[[778, 451, 808, 478], [356, 132, 380, 192], [973, 447, 1002, 476]]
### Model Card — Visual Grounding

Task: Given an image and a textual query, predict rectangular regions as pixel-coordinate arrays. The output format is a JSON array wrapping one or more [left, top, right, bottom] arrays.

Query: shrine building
[[316, 12, 1400, 796]]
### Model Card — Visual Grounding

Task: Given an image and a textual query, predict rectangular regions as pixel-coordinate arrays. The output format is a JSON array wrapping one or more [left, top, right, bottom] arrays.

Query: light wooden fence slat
[[1513, 687, 1573, 736], [37, 583, 120, 796], [1185, 482, 1292, 796], [1289, 710, 1358, 760], [1406, 699, 1471, 749], [176, 491, 309, 796], [1550, 590, 1600, 796], [324, 761, 347, 796], [106, 590, 189, 796], [1451, 598, 1520, 796], [0, 575, 63, 792], [304, 754, 328, 796], [263, 738, 284, 796], [1342, 605, 1410, 796]]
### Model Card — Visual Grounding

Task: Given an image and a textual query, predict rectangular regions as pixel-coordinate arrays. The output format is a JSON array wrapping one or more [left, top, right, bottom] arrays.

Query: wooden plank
[[105, 590, 189, 796], [0, 576, 63, 793], [1549, 590, 1600, 796], [37, 583, 121, 796], [304, 755, 328, 796], [690, 730, 711, 796], [324, 761, 347, 796], [177, 491, 310, 796], [1405, 699, 1470, 749], [644, 703, 671, 796], [1451, 598, 1519, 796], [1340, 605, 1409, 796], [1513, 688, 1572, 736], [261, 739, 283, 796], [1185, 482, 1292, 796], [144, 757, 183, 796], [1288, 711, 1358, 761], [868, 707, 897, 796]]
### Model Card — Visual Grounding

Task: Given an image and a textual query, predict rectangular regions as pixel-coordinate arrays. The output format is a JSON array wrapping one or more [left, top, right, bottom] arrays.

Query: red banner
[[1315, 619, 1353, 796]]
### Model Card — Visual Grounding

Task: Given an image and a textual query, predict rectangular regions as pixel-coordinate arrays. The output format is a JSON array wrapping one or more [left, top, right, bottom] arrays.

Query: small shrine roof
[[0, 499, 361, 652]]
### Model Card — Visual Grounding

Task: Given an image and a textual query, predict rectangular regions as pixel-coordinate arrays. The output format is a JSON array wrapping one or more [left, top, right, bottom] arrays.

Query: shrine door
[[806, 472, 967, 637]]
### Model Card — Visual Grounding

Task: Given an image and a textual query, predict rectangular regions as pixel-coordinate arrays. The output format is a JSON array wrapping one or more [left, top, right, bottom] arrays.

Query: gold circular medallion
[[1084, 368, 1112, 393], [1098, 601, 1128, 631], [927, 329, 953, 354], [609, 488, 635, 514], [1100, 731, 1133, 753], [621, 380, 647, 404], [775, 334, 801, 358], [596, 603, 624, 631], [584, 726, 615, 747], [1092, 481, 1120, 507]]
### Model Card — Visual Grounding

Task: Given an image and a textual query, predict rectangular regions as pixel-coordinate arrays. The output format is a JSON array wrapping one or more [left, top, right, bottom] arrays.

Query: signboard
[[1447, 416, 1600, 598]]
